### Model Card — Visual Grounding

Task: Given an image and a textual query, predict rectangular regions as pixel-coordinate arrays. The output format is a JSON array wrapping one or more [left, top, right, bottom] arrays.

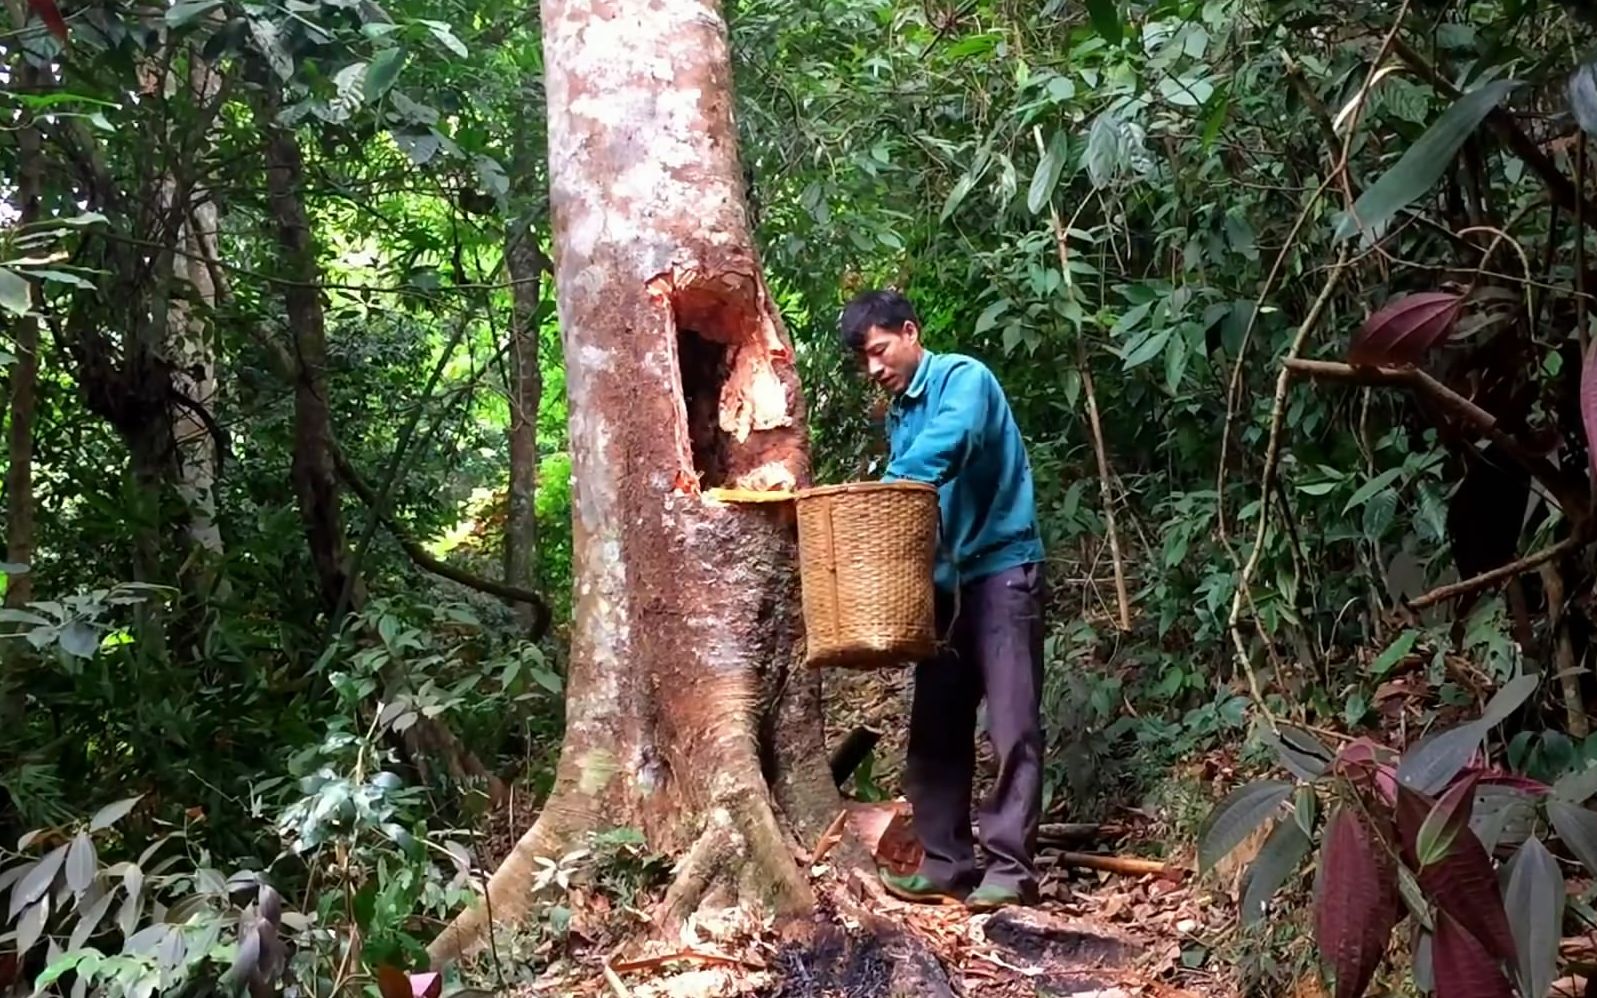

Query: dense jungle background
[[8, 0, 1597, 994]]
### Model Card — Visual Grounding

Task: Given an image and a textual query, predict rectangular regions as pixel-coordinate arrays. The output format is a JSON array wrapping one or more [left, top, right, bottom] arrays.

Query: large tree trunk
[[427, 0, 838, 964], [260, 106, 360, 616], [166, 51, 225, 564], [4, 56, 42, 610], [503, 221, 545, 630]]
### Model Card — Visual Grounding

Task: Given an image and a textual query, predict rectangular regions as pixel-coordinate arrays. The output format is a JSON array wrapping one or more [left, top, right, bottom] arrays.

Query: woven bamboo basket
[[795, 481, 939, 669]]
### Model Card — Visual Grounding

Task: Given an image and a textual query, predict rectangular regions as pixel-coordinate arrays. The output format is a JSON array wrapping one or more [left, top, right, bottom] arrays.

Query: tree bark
[[165, 48, 226, 566], [427, 0, 837, 964], [503, 221, 545, 631], [259, 104, 360, 616], [4, 58, 42, 609]]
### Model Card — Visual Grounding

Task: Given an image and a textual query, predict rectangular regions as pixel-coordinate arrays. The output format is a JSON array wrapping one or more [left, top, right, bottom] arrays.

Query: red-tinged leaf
[[1396, 785, 1516, 965], [376, 966, 411, 998], [1582, 341, 1597, 481], [1432, 911, 1514, 998], [1315, 807, 1401, 998], [409, 972, 441, 998], [26, 0, 67, 41], [1416, 772, 1481, 867], [1349, 292, 1465, 367]]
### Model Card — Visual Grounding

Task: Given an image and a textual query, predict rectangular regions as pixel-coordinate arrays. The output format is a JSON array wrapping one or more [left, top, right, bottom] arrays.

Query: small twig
[[1036, 128, 1131, 631], [1405, 536, 1580, 610], [1539, 559, 1588, 739], [602, 955, 633, 998], [1225, 247, 1355, 725], [333, 444, 553, 636]]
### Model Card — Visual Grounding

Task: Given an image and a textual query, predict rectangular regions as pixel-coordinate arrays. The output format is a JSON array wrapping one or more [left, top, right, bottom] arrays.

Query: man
[[839, 288, 1047, 911]]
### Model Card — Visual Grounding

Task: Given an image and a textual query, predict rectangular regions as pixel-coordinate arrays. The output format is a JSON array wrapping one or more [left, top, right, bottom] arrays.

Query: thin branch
[[1406, 536, 1580, 611], [1282, 359, 1588, 519], [1036, 128, 1131, 631], [1226, 246, 1355, 724], [332, 444, 553, 640]]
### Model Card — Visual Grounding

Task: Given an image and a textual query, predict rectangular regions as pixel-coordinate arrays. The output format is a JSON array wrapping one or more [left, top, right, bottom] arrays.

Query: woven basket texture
[[795, 481, 938, 669]]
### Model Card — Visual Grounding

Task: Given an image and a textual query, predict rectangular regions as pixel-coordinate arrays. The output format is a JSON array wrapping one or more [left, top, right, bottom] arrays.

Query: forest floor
[[481, 666, 1242, 997]]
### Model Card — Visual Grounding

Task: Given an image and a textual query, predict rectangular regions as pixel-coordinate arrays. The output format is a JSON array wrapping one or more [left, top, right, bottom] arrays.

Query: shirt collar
[[902, 350, 933, 401]]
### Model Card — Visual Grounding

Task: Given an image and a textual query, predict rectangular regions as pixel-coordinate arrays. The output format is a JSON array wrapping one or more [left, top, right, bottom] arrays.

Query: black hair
[[839, 289, 919, 350]]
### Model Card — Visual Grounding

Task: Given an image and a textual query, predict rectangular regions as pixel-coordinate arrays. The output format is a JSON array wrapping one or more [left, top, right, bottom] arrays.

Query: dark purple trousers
[[906, 561, 1046, 894]]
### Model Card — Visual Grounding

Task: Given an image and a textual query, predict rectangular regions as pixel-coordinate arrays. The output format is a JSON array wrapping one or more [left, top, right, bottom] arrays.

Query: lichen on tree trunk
[[427, 0, 840, 965]]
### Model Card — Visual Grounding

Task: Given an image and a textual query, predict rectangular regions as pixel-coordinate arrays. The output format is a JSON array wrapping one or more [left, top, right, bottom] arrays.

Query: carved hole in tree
[[677, 325, 734, 489], [657, 275, 802, 494]]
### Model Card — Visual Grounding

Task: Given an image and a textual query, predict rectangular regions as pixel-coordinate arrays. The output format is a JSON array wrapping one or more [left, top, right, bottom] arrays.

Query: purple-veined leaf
[[1432, 911, 1514, 998], [1416, 773, 1480, 867], [1582, 341, 1597, 481], [1348, 292, 1464, 367], [1315, 807, 1401, 998], [1396, 785, 1515, 964]]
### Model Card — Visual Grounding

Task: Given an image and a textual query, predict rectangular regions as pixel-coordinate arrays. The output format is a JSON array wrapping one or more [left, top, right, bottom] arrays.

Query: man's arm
[[883, 362, 993, 487]]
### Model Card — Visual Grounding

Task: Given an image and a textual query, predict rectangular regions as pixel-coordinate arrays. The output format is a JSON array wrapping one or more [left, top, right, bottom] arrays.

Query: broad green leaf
[[1372, 630, 1419, 676], [1027, 137, 1066, 214], [1085, 0, 1122, 45], [165, 0, 221, 28], [89, 795, 142, 831], [1198, 780, 1291, 873], [1503, 837, 1562, 998], [1479, 675, 1539, 728], [1084, 113, 1123, 190], [0, 607, 49, 626], [1335, 79, 1519, 241], [1121, 327, 1171, 369], [17, 896, 47, 954], [1164, 328, 1189, 393], [58, 619, 99, 658], [0, 267, 32, 315], [974, 299, 1009, 335], [10, 844, 66, 918], [1362, 489, 1397, 539], [1343, 466, 1402, 513], [365, 47, 406, 101], [1553, 762, 1597, 804], [65, 832, 96, 893], [1398, 724, 1483, 794], [1239, 818, 1308, 924], [1548, 799, 1597, 876], [421, 20, 467, 57], [941, 173, 976, 222]]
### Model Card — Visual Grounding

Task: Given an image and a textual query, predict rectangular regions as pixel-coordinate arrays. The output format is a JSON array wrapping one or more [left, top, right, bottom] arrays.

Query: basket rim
[[797, 480, 937, 500]]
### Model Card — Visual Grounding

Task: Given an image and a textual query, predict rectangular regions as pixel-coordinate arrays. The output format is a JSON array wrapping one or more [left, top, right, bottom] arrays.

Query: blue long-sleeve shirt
[[882, 351, 1044, 592]]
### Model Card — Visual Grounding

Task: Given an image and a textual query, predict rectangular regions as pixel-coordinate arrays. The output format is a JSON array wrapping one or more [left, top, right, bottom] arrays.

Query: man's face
[[857, 322, 922, 394]]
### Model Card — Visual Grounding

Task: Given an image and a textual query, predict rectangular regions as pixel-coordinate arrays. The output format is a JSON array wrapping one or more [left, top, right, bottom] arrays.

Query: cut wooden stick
[[1050, 852, 1175, 877], [1035, 127, 1131, 632], [829, 725, 881, 787]]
